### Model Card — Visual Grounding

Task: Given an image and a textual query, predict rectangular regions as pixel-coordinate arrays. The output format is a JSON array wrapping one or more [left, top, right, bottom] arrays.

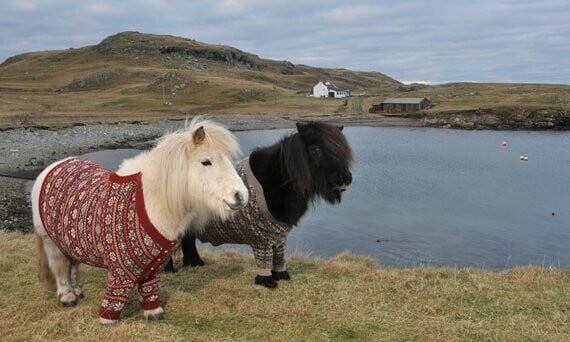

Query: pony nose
[[337, 170, 352, 192], [345, 170, 352, 185], [234, 191, 245, 205]]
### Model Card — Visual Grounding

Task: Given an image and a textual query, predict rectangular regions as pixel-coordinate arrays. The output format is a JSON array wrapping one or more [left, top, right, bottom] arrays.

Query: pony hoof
[[59, 292, 78, 307], [144, 307, 164, 321], [61, 299, 78, 307], [163, 266, 177, 273], [99, 318, 119, 325], [255, 275, 278, 289], [147, 312, 164, 321], [271, 270, 291, 281], [190, 260, 205, 267], [184, 258, 205, 267]]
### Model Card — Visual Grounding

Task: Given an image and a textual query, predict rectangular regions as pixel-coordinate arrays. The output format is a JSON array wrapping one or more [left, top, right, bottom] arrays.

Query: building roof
[[382, 97, 429, 104], [319, 81, 348, 92]]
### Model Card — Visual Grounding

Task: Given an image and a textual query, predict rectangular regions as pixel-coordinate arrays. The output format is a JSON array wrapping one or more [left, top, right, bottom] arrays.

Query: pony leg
[[252, 247, 278, 289], [69, 261, 84, 299], [163, 257, 177, 273], [138, 277, 164, 321], [99, 272, 133, 324], [271, 244, 291, 281], [181, 234, 205, 267], [41, 237, 78, 307], [164, 234, 203, 273]]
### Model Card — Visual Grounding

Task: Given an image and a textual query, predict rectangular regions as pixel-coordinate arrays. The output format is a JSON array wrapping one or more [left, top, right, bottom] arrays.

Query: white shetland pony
[[32, 118, 248, 324]]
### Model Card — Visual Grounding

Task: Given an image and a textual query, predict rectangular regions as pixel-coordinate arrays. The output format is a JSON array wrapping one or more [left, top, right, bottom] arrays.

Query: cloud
[[5, 0, 44, 12], [321, 4, 390, 23], [86, 3, 123, 15], [216, 0, 246, 13], [0, 0, 568, 84]]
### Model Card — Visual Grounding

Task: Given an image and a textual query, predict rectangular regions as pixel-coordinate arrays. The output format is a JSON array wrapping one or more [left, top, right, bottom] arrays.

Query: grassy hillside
[[1, 31, 568, 129], [0, 31, 400, 128], [393, 82, 570, 129], [1, 231, 568, 341]]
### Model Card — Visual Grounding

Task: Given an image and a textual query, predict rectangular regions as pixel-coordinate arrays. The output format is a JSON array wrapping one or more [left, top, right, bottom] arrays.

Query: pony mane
[[185, 117, 242, 159], [311, 122, 354, 167], [281, 134, 312, 197], [150, 117, 242, 227], [281, 122, 354, 198], [153, 117, 242, 162]]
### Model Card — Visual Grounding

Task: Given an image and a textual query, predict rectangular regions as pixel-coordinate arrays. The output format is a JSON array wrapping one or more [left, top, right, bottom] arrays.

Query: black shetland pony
[[165, 121, 354, 288]]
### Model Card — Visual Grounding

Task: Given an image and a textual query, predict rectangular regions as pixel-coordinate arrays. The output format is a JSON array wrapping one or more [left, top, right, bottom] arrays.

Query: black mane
[[249, 121, 353, 226]]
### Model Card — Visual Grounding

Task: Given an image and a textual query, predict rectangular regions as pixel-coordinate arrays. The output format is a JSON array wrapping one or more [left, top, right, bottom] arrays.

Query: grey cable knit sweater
[[195, 158, 292, 270]]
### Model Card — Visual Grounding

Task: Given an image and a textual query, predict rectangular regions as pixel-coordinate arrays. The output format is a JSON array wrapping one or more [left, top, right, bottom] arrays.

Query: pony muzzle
[[336, 172, 352, 193], [224, 190, 248, 211], [338, 170, 352, 192]]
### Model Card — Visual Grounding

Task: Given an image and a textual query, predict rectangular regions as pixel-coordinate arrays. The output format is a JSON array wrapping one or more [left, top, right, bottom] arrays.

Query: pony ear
[[193, 126, 206, 145], [296, 122, 313, 137], [338, 125, 344, 131]]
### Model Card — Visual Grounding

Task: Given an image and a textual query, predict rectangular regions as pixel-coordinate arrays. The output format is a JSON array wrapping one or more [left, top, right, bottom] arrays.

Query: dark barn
[[369, 97, 431, 113]]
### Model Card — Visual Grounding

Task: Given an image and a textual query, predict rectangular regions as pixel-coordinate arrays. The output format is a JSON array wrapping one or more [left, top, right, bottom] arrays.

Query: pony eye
[[201, 159, 212, 166], [309, 146, 322, 157]]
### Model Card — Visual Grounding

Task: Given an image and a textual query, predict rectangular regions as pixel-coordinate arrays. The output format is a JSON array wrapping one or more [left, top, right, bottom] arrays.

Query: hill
[[0, 31, 569, 129], [1, 231, 568, 341], [0, 31, 400, 128]]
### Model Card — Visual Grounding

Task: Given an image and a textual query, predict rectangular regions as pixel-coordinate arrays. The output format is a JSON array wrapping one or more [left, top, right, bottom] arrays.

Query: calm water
[[83, 127, 570, 269]]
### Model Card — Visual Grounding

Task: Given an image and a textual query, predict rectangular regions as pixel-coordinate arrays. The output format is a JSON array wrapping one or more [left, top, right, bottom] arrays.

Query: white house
[[312, 81, 350, 98]]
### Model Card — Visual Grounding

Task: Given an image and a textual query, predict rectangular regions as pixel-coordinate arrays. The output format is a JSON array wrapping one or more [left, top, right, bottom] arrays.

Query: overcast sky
[[1, 0, 568, 84]]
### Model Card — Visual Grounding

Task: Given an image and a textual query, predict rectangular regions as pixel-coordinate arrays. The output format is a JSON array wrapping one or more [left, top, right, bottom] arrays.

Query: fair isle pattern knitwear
[[196, 158, 292, 270], [39, 158, 179, 320]]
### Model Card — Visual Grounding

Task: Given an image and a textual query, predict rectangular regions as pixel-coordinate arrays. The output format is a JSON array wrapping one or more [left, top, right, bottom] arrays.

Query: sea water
[[84, 127, 570, 269]]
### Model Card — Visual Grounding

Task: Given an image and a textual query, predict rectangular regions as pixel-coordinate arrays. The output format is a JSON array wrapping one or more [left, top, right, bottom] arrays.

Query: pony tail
[[37, 235, 55, 288]]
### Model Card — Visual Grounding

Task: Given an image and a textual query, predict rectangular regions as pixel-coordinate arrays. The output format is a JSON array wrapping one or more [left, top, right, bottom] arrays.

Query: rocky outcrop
[[422, 109, 570, 130], [66, 68, 127, 91], [95, 31, 262, 70], [95, 32, 163, 56], [159, 45, 261, 70], [145, 71, 194, 95], [280, 61, 301, 75]]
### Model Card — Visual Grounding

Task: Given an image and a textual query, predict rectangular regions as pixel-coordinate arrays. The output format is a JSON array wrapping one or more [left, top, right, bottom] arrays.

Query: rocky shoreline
[[422, 109, 570, 130], [0, 114, 421, 232]]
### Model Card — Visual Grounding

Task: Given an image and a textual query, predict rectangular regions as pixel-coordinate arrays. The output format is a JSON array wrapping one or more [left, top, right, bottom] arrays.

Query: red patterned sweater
[[39, 158, 179, 320]]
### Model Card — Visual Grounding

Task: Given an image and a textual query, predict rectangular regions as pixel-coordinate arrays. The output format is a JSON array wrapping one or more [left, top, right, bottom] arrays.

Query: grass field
[[1, 231, 568, 341]]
